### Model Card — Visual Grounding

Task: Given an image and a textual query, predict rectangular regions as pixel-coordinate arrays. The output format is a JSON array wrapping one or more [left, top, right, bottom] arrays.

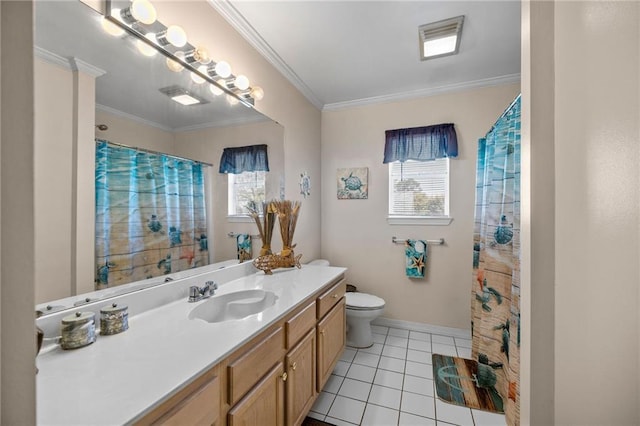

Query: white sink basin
[[188, 289, 277, 323]]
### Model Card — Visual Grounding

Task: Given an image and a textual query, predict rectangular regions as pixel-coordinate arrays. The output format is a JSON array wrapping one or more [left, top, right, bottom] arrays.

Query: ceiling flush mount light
[[419, 15, 464, 60], [159, 86, 208, 106], [104, 0, 264, 106]]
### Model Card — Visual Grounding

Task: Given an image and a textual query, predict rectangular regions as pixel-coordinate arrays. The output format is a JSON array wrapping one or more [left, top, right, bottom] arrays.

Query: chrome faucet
[[188, 281, 218, 303]]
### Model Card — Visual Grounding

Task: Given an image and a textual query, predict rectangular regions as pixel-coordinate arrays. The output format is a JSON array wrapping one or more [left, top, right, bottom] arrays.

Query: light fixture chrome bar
[[104, 0, 255, 107]]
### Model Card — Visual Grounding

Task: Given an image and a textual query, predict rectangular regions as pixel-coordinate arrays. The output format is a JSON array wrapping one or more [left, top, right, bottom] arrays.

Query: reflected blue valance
[[383, 123, 458, 163], [219, 144, 269, 174]]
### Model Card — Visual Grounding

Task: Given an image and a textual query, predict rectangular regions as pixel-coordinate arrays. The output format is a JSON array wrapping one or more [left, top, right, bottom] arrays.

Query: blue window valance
[[219, 144, 270, 174], [383, 123, 458, 163]]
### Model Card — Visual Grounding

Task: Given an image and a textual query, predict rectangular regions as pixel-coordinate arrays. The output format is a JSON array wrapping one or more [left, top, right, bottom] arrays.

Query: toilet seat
[[346, 292, 385, 311]]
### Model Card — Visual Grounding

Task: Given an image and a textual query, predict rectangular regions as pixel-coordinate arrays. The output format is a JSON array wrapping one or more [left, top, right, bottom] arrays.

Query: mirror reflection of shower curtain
[[471, 95, 521, 425], [95, 140, 210, 289]]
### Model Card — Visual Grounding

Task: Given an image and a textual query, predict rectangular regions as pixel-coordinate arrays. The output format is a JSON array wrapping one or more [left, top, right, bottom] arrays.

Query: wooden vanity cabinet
[[316, 298, 346, 392], [285, 329, 317, 426], [135, 364, 220, 426], [139, 276, 346, 426], [227, 362, 286, 426]]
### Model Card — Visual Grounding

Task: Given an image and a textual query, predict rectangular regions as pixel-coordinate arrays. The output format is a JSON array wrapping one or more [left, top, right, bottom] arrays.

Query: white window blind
[[388, 158, 449, 217], [228, 171, 266, 216]]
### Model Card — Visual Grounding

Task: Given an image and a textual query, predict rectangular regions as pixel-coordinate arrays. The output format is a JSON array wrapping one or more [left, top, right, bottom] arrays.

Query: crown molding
[[172, 113, 269, 133], [97, 103, 268, 133], [96, 104, 174, 132], [207, 0, 324, 110], [34, 46, 106, 77], [323, 73, 521, 111], [69, 57, 106, 77], [34, 46, 71, 69]]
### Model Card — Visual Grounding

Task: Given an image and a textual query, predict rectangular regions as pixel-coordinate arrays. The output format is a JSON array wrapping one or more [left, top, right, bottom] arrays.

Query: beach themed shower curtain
[[471, 95, 521, 425], [95, 140, 210, 289]]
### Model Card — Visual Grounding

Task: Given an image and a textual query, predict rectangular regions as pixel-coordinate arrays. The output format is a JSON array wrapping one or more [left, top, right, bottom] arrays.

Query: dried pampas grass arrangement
[[248, 202, 276, 256], [252, 200, 302, 274]]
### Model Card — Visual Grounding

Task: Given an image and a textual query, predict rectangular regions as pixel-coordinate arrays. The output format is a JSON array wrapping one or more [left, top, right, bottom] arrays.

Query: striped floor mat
[[432, 354, 504, 413]]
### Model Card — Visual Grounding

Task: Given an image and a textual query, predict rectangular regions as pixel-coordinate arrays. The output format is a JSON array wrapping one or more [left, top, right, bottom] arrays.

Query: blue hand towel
[[236, 234, 252, 262], [405, 239, 427, 278]]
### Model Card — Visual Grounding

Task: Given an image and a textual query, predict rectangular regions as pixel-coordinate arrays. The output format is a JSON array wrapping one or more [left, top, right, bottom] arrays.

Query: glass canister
[[100, 303, 129, 335], [60, 311, 96, 349]]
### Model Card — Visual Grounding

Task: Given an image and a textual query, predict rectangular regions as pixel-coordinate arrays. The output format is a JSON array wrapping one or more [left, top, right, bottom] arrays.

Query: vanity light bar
[[103, 0, 263, 107]]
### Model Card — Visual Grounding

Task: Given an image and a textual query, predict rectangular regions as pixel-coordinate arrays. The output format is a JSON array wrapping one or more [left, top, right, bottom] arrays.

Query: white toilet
[[307, 259, 386, 349], [345, 292, 385, 348]]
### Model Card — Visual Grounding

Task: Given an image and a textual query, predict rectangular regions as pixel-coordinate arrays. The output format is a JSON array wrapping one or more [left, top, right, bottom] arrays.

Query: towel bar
[[391, 236, 445, 245], [227, 232, 260, 238]]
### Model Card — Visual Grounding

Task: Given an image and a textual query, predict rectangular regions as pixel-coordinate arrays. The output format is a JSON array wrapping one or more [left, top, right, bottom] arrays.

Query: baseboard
[[372, 317, 471, 339]]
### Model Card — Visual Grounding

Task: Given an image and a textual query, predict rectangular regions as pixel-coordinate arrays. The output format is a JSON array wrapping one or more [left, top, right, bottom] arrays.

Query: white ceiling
[[213, 0, 521, 110]]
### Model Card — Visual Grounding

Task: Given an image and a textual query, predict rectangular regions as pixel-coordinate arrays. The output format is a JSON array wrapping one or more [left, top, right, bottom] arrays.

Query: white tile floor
[[308, 325, 507, 426]]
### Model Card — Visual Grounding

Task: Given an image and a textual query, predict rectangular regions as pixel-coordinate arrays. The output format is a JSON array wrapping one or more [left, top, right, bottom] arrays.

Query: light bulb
[[250, 86, 264, 101], [190, 65, 208, 84], [137, 33, 157, 57], [166, 51, 185, 72], [193, 47, 211, 64], [209, 83, 223, 96], [101, 17, 124, 37], [227, 94, 239, 105], [130, 0, 156, 25], [214, 61, 231, 79], [165, 25, 187, 47], [234, 75, 250, 91]]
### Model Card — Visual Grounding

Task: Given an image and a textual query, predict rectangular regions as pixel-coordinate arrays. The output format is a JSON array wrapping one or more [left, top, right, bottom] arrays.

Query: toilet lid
[[346, 292, 385, 310]]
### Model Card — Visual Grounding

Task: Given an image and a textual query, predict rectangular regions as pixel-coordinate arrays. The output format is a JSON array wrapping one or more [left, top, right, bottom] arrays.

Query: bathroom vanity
[[36, 264, 346, 425]]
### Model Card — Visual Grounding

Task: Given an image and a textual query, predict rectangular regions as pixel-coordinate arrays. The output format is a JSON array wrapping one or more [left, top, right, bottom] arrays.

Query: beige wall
[[34, 59, 74, 303], [321, 84, 520, 329], [1, 2, 36, 423], [521, 1, 639, 424], [519, 1, 556, 423], [553, 1, 639, 423], [174, 120, 285, 261], [33, 58, 98, 302], [153, 2, 322, 263], [95, 109, 175, 154]]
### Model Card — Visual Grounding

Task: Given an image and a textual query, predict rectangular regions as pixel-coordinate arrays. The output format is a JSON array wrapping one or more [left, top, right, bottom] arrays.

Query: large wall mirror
[[34, 0, 284, 312]]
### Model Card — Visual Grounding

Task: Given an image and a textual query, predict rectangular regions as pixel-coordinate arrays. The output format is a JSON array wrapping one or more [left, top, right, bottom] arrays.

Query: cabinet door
[[316, 298, 346, 392], [286, 329, 317, 426], [228, 362, 286, 426]]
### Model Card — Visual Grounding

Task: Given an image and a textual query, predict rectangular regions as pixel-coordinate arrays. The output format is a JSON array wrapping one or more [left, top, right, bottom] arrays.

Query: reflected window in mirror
[[228, 171, 266, 216], [219, 144, 270, 218]]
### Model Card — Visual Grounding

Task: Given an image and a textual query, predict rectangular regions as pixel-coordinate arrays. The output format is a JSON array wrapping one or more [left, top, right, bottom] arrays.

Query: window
[[388, 159, 451, 225], [228, 171, 266, 216]]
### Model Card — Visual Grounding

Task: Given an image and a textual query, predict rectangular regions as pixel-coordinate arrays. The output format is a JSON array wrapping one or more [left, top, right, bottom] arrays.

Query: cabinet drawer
[[227, 326, 286, 406], [155, 375, 220, 426], [286, 301, 316, 349], [316, 280, 346, 319]]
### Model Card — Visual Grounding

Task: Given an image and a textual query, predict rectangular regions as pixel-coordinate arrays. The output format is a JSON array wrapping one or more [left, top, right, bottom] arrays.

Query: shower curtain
[[95, 140, 209, 288], [471, 95, 520, 425]]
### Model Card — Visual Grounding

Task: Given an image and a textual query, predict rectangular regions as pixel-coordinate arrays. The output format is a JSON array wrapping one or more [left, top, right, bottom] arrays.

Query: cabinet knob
[[332, 294, 338, 298], [319, 329, 325, 336], [281, 372, 288, 382], [291, 362, 297, 371]]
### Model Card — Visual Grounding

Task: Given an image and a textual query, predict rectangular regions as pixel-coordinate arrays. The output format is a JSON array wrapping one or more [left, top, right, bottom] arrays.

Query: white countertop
[[36, 265, 346, 426]]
